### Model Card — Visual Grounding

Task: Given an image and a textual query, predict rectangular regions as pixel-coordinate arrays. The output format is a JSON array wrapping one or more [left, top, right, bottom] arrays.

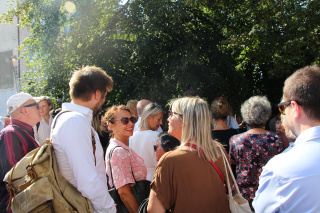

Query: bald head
[[137, 99, 151, 117]]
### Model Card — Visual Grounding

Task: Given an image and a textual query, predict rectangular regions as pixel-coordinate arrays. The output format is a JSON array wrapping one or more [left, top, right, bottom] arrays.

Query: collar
[[61, 102, 93, 123], [109, 138, 130, 151], [11, 119, 34, 135], [295, 126, 320, 145]]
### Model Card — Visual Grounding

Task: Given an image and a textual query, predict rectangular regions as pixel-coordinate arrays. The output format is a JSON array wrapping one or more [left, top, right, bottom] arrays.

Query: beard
[[92, 101, 102, 116]]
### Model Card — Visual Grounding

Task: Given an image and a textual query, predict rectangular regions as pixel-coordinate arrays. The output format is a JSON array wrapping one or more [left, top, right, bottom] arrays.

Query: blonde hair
[[170, 97, 221, 162], [126, 100, 138, 116], [139, 102, 163, 130]]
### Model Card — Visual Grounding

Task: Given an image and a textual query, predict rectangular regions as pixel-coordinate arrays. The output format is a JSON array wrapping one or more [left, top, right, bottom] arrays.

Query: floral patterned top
[[229, 132, 283, 202], [106, 139, 147, 189]]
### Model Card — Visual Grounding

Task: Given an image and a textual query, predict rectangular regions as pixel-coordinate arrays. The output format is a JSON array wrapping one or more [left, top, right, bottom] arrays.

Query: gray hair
[[139, 102, 163, 129], [241, 96, 271, 128]]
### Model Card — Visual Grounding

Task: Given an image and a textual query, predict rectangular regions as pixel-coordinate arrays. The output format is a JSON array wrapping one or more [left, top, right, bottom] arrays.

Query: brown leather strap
[[91, 130, 96, 166]]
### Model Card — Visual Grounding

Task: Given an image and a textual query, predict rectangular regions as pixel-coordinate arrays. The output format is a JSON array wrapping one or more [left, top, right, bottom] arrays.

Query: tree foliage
[[1, 0, 320, 113]]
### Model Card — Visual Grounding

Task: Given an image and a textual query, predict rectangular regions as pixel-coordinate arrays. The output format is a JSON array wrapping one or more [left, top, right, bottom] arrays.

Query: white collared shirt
[[253, 126, 320, 212], [34, 116, 53, 145], [51, 103, 116, 213]]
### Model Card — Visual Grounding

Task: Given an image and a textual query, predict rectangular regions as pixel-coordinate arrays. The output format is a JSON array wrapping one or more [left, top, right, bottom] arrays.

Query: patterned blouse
[[229, 132, 283, 202], [106, 139, 147, 189]]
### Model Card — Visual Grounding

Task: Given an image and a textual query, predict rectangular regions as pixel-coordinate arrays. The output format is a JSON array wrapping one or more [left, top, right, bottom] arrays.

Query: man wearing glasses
[[0, 92, 41, 212], [51, 66, 116, 213], [253, 65, 320, 212]]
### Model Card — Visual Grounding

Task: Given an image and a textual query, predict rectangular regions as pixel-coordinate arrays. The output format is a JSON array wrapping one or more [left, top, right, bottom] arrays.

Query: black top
[[211, 128, 239, 153], [98, 131, 110, 159]]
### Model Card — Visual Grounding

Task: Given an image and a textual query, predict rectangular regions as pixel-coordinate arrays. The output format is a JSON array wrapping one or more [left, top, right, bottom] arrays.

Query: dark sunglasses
[[154, 145, 159, 151], [278, 100, 302, 115], [112, 116, 137, 125], [168, 110, 183, 118], [23, 102, 39, 110]]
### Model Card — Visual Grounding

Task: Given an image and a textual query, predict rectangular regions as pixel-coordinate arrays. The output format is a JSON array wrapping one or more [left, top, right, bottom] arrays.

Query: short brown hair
[[39, 96, 52, 106], [103, 105, 130, 137], [69, 66, 113, 101], [283, 65, 320, 120]]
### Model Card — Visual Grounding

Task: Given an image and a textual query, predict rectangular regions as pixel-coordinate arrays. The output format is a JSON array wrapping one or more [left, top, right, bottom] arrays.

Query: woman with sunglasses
[[229, 96, 284, 211], [147, 97, 231, 213], [104, 105, 147, 213], [129, 102, 163, 181]]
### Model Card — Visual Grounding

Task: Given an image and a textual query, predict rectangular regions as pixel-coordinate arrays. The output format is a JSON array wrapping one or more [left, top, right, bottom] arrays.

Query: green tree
[[2, 0, 236, 109], [188, 0, 320, 106]]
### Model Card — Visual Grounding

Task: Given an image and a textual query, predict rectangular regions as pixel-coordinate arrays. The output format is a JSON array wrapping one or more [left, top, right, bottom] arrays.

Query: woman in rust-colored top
[[147, 97, 231, 213]]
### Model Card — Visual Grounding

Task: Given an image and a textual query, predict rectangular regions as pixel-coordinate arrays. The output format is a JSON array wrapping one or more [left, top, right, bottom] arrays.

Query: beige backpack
[[3, 112, 94, 213]]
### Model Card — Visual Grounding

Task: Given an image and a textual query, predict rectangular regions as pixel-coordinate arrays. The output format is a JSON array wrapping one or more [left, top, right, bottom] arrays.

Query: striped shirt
[[0, 119, 39, 213]]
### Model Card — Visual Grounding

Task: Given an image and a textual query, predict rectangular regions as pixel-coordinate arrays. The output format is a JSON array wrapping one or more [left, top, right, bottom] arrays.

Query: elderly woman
[[104, 105, 147, 213], [129, 102, 163, 181], [147, 97, 231, 213], [211, 97, 239, 153], [154, 132, 180, 161], [229, 96, 284, 210]]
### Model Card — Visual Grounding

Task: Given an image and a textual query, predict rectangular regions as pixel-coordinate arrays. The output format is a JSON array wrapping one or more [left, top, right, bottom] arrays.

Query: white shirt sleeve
[[53, 114, 115, 213], [227, 116, 239, 129]]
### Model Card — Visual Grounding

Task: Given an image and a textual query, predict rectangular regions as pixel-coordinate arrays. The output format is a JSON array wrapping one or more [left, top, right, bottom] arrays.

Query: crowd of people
[[0, 64, 320, 213]]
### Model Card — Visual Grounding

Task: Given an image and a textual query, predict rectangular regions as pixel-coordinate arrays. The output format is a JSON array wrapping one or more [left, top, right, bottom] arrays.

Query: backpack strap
[[36, 122, 40, 132], [51, 110, 96, 165], [91, 130, 96, 166]]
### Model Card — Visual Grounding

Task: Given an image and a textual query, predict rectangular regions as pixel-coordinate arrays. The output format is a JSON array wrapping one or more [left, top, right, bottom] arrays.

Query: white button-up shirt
[[51, 103, 116, 213], [253, 126, 320, 212], [34, 116, 53, 145]]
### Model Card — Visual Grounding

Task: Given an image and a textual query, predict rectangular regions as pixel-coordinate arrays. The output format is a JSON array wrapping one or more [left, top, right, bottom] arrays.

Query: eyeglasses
[[23, 102, 39, 110], [154, 145, 159, 151], [112, 116, 137, 125], [168, 110, 183, 118], [278, 100, 302, 115]]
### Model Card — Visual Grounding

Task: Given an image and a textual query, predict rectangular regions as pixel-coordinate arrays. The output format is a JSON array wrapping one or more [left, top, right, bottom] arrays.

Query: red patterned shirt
[[0, 119, 39, 212], [229, 132, 283, 204]]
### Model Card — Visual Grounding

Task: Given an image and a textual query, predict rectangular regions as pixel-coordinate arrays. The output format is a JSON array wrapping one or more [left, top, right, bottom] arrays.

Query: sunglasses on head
[[154, 145, 159, 151], [23, 102, 39, 110], [278, 100, 303, 115], [168, 110, 183, 118], [112, 116, 137, 125]]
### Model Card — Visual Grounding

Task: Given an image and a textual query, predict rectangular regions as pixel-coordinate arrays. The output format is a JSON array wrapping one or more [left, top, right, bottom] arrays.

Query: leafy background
[[1, 0, 320, 115]]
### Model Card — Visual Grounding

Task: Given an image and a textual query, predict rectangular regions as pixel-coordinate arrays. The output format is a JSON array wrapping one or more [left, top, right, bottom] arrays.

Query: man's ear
[[94, 90, 101, 101], [20, 107, 27, 115], [292, 101, 301, 119]]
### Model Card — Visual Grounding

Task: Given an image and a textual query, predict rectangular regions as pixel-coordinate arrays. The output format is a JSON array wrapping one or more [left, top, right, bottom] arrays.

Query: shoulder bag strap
[[185, 143, 226, 190], [108, 145, 137, 188], [108, 146, 121, 188]]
